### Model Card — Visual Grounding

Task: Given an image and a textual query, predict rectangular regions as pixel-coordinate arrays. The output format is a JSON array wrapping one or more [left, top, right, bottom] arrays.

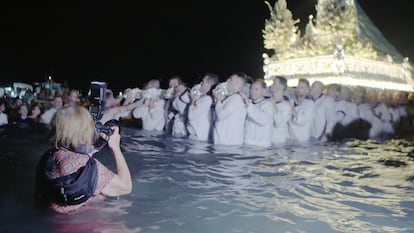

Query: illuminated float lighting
[[285, 77, 413, 92], [263, 54, 413, 91]]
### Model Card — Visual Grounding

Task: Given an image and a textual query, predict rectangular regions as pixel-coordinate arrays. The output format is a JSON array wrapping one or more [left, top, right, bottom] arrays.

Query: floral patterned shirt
[[49, 148, 114, 214]]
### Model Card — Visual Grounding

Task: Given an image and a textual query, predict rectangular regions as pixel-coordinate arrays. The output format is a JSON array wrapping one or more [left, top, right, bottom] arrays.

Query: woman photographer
[[35, 105, 132, 214]]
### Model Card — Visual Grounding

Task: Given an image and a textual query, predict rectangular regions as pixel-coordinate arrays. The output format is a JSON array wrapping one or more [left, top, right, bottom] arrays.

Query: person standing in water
[[243, 79, 273, 147], [187, 73, 219, 142], [35, 105, 132, 214], [288, 78, 315, 143], [269, 76, 292, 145], [213, 72, 247, 146]]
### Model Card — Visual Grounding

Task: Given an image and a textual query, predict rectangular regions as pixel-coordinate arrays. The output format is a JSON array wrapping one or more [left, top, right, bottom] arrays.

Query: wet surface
[[1, 125, 414, 233]]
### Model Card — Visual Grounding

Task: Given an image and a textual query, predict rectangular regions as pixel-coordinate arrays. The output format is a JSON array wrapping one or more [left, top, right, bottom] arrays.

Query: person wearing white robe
[[331, 86, 362, 140], [345, 85, 373, 140], [375, 90, 395, 136], [132, 84, 166, 131], [335, 86, 359, 127], [164, 76, 182, 135], [391, 91, 409, 134], [213, 73, 247, 146], [362, 89, 384, 139], [170, 84, 191, 137], [133, 97, 165, 131], [309, 81, 337, 141], [187, 74, 219, 142], [288, 78, 315, 142], [100, 88, 144, 124], [244, 79, 273, 147], [40, 96, 63, 125], [0, 100, 8, 126], [269, 76, 291, 145]]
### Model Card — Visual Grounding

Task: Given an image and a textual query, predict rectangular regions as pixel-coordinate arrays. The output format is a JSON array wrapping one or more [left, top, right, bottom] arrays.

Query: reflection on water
[[1, 126, 414, 233], [47, 200, 141, 233]]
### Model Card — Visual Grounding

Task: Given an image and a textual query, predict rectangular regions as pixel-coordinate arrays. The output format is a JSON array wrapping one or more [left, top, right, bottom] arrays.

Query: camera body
[[88, 81, 117, 136], [95, 120, 118, 136], [88, 81, 107, 122]]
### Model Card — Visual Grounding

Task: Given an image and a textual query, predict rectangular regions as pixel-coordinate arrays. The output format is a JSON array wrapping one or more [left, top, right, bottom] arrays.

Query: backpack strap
[[44, 150, 98, 205]]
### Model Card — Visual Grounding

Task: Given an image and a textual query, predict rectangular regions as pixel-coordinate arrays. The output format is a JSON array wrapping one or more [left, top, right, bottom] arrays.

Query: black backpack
[[42, 149, 98, 205]]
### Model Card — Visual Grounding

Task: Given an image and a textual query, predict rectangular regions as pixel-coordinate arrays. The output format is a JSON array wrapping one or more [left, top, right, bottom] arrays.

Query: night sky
[[1, 0, 413, 92]]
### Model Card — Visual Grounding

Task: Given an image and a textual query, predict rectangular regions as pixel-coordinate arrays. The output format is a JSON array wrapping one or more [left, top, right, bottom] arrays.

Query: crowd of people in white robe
[[2, 73, 411, 147], [98, 73, 414, 147]]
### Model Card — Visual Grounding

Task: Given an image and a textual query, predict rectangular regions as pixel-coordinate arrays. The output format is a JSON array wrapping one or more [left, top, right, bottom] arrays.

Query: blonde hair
[[50, 106, 98, 149]]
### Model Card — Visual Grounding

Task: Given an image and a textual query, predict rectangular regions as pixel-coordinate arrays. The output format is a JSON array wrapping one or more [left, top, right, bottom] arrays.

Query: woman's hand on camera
[[106, 126, 121, 151]]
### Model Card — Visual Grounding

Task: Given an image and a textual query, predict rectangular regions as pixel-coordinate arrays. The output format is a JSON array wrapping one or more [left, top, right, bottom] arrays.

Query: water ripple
[[2, 127, 414, 233]]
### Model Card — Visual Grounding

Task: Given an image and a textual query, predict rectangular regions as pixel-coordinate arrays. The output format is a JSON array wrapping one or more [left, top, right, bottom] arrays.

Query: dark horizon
[[1, 0, 413, 92]]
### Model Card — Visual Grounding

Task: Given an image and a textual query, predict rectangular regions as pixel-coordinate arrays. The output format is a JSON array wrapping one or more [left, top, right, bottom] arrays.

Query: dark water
[[1, 125, 414, 233]]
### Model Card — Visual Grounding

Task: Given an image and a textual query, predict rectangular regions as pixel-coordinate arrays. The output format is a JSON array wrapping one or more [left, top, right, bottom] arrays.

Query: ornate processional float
[[262, 0, 414, 92]]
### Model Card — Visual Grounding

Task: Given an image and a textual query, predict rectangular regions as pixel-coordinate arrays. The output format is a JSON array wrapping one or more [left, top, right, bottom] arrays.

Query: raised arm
[[100, 127, 132, 196]]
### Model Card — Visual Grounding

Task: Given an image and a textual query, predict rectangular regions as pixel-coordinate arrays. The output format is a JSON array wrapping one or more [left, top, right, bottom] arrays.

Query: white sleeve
[[247, 101, 273, 126], [188, 96, 212, 121], [215, 94, 245, 121], [273, 102, 291, 127]]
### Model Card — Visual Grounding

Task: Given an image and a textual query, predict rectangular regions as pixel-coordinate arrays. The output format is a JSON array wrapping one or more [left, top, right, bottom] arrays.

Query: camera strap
[[73, 144, 96, 155], [69, 140, 109, 155]]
